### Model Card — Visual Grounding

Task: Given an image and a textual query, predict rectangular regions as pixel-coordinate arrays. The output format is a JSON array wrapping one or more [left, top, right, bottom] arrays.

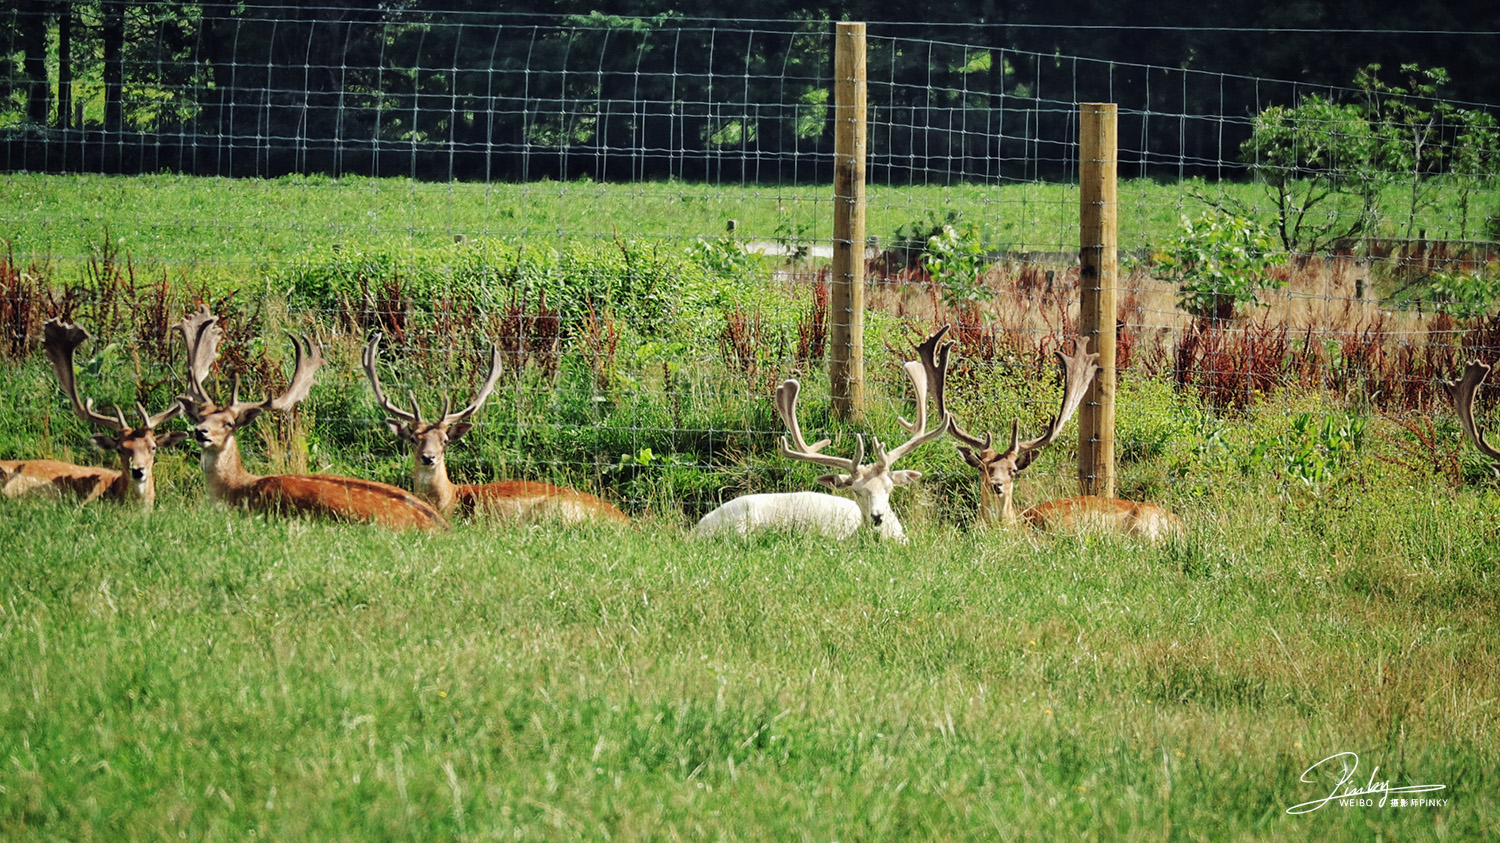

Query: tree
[[18, 0, 50, 125], [1355, 63, 1456, 241], [1450, 109, 1498, 242], [1240, 95, 1374, 253]]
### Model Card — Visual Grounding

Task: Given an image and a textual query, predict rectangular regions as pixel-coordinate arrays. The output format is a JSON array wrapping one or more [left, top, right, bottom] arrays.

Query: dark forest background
[[4, 1, 1498, 182]]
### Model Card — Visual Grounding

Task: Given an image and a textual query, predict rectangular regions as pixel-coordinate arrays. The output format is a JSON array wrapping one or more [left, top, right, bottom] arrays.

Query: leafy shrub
[[888, 209, 964, 268], [1154, 213, 1285, 321], [1247, 411, 1367, 496], [1240, 95, 1375, 252], [1391, 268, 1500, 319], [922, 223, 991, 312], [280, 236, 772, 339]]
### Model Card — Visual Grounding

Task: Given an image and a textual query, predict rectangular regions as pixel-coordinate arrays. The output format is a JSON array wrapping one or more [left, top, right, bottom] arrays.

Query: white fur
[[693, 489, 910, 542]]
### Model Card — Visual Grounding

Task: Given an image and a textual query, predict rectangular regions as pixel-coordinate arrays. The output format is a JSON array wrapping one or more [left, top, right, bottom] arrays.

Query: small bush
[[1154, 213, 1286, 322]]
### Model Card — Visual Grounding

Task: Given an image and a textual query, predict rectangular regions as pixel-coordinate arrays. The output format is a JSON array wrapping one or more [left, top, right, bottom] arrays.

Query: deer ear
[[957, 446, 983, 468], [816, 473, 854, 489], [889, 469, 922, 486], [447, 422, 474, 442], [177, 396, 202, 421], [385, 419, 411, 441], [1015, 450, 1038, 472], [157, 431, 189, 449], [235, 405, 265, 429], [90, 434, 121, 452]]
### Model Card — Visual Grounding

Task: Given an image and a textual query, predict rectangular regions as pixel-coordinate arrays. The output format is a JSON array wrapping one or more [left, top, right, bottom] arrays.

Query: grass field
[[1, 171, 1498, 839], [2, 172, 1491, 282], [0, 478, 1495, 840]]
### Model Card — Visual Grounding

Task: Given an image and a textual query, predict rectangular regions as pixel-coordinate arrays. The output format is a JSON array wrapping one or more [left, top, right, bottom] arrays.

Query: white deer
[[693, 327, 952, 542]]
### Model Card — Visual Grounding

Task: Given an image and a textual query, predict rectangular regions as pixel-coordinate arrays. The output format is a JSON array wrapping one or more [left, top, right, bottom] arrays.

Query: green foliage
[[1355, 63, 1457, 239], [1247, 411, 1367, 496], [889, 208, 963, 266], [1241, 64, 1498, 252], [1392, 268, 1500, 319], [1153, 213, 1286, 321], [1240, 95, 1375, 252], [281, 235, 772, 336], [921, 222, 991, 311]]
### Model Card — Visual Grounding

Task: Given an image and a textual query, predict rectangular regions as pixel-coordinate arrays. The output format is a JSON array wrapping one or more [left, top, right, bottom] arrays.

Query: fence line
[[4, 13, 1500, 518]]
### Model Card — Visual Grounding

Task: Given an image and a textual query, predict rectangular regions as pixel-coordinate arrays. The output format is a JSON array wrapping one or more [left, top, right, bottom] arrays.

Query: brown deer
[[692, 327, 952, 541], [176, 306, 447, 531], [362, 333, 629, 524], [1446, 359, 1500, 477], [1, 318, 186, 508], [941, 335, 1184, 541]]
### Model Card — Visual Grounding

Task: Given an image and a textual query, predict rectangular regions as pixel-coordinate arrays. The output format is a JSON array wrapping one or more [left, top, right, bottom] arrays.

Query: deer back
[[233, 473, 449, 531]]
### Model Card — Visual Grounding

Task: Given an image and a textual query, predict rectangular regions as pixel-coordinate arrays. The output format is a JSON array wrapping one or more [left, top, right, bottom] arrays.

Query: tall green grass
[[0, 479, 1494, 839]]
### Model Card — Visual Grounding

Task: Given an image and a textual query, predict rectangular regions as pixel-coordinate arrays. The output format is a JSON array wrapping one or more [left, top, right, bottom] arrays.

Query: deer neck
[[107, 471, 155, 510], [201, 434, 261, 501], [414, 456, 458, 512], [978, 479, 1018, 526]]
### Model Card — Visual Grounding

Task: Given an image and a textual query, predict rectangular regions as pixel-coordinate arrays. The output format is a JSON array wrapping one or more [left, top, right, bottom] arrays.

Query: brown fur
[[0, 459, 119, 503], [454, 479, 630, 523], [231, 474, 449, 530], [1021, 495, 1186, 541]]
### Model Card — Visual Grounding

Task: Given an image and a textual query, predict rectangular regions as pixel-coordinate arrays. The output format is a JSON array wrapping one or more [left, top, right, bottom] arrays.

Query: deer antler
[[775, 379, 864, 473], [42, 318, 130, 432], [364, 334, 502, 427], [438, 344, 502, 426], [176, 306, 322, 414], [262, 333, 324, 413], [880, 326, 954, 468], [362, 333, 420, 424], [176, 304, 223, 408], [1445, 360, 1500, 475], [1009, 336, 1100, 468]]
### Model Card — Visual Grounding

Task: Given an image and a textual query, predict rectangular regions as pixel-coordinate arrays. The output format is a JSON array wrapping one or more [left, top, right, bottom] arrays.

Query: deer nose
[[194, 430, 211, 445], [419, 454, 437, 466], [130, 467, 147, 481], [870, 512, 884, 526]]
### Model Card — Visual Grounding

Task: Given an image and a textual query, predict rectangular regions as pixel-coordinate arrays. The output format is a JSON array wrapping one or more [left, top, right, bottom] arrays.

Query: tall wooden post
[[1078, 103, 1117, 497], [830, 22, 867, 420]]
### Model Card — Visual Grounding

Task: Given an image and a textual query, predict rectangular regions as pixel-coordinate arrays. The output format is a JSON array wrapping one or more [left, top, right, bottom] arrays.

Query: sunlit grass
[[0, 480, 1494, 839], [1, 172, 1485, 284]]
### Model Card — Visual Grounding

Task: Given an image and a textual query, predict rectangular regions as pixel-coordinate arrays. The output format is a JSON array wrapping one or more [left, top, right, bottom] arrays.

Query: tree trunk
[[57, 2, 73, 129], [19, 0, 50, 125], [103, 0, 126, 134]]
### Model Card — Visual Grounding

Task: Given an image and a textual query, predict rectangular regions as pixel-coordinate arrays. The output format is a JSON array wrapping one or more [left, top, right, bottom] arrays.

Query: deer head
[[176, 305, 324, 453], [1445, 359, 1500, 478], [775, 326, 953, 541], [362, 332, 502, 478], [944, 336, 1100, 524], [42, 317, 186, 499]]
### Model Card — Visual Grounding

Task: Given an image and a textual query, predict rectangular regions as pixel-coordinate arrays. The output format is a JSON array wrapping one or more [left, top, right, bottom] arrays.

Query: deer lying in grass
[[362, 333, 629, 524], [693, 327, 952, 542], [1, 318, 186, 508], [176, 306, 446, 531], [1446, 359, 1500, 476], [943, 336, 1184, 542]]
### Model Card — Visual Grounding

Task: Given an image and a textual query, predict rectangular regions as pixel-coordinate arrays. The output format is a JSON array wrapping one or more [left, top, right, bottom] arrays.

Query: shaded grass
[[0, 480, 1494, 840]]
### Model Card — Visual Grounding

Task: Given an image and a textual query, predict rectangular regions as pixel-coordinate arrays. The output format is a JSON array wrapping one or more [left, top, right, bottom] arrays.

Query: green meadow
[[0, 482, 1495, 840], [0, 172, 1496, 839]]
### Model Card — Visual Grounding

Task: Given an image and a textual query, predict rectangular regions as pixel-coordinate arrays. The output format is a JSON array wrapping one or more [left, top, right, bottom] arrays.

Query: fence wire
[[3, 11, 1500, 519]]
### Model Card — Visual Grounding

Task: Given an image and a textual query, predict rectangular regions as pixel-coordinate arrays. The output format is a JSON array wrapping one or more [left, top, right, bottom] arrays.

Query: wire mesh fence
[[3, 10, 1500, 521]]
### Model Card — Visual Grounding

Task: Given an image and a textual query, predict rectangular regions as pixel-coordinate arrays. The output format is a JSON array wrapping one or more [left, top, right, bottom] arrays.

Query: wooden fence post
[[1078, 103, 1117, 497], [830, 21, 867, 421]]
